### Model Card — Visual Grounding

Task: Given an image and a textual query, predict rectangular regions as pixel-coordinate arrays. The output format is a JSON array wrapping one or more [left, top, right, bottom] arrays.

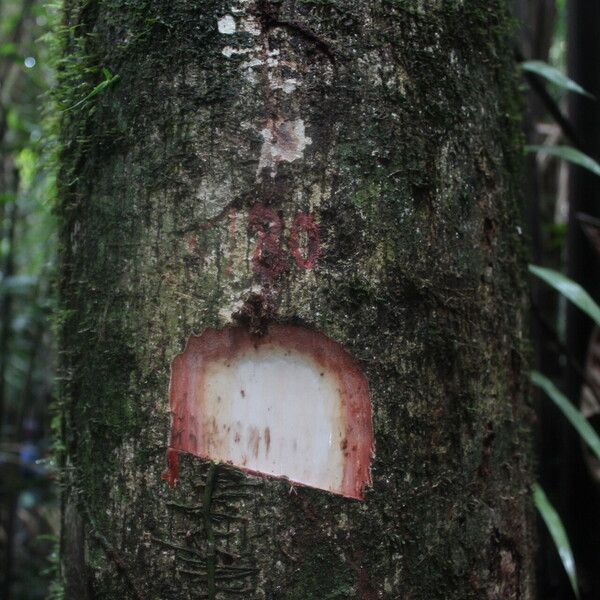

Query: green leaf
[[63, 70, 121, 113], [522, 60, 594, 99], [531, 371, 600, 462], [0, 42, 18, 58], [0, 193, 16, 205], [533, 483, 579, 599], [529, 265, 600, 327], [525, 145, 600, 177]]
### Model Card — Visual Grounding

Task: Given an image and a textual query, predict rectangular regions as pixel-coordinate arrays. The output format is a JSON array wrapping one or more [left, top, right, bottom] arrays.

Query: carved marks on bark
[[156, 464, 260, 599]]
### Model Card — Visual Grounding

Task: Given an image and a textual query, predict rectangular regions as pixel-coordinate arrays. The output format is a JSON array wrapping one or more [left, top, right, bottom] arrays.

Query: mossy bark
[[57, 1, 535, 598]]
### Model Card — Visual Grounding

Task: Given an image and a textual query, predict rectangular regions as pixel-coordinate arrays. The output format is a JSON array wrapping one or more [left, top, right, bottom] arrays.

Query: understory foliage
[[0, 1, 59, 598]]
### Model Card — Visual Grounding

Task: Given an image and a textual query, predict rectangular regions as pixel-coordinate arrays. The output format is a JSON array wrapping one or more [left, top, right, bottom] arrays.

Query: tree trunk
[[58, 1, 535, 598]]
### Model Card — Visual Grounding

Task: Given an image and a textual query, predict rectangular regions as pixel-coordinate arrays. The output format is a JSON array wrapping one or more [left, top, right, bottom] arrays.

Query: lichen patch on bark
[[257, 118, 312, 179], [217, 14, 236, 35]]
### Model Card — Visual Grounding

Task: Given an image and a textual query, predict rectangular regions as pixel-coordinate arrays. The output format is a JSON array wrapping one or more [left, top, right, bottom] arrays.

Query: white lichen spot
[[281, 79, 298, 93], [236, 56, 263, 84], [218, 285, 262, 323], [218, 298, 245, 323], [241, 16, 261, 35], [222, 46, 247, 58], [217, 14, 236, 34], [257, 119, 312, 179], [195, 175, 234, 219], [244, 71, 259, 84], [269, 78, 299, 94], [240, 57, 263, 69]]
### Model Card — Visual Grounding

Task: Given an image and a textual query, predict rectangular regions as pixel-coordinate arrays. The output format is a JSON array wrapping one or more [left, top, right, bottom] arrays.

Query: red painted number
[[289, 213, 320, 270], [248, 206, 321, 277]]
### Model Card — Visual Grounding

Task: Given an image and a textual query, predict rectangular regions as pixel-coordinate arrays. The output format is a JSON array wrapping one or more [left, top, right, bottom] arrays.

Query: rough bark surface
[[57, 1, 535, 598]]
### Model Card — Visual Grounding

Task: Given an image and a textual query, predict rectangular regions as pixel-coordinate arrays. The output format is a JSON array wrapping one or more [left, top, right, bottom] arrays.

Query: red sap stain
[[289, 213, 320, 269], [162, 325, 374, 500], [248, 426, 261, 458], [161, 447, 180, 488]]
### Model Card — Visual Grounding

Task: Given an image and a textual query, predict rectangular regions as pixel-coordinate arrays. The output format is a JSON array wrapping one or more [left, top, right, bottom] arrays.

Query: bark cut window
[[163, 325, 373, 500]]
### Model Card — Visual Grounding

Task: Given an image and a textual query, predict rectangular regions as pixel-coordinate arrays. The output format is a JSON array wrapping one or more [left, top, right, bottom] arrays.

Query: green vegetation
[[0, 1, 59, 598]]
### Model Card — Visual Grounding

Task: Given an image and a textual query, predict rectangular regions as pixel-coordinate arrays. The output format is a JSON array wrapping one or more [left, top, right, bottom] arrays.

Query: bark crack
[[81, 502, 144, 600], [254, 0, 338, 63]]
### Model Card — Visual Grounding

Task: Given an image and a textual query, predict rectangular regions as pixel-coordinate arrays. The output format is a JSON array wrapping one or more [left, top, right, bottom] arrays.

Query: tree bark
[[58, 1, 535, 598]]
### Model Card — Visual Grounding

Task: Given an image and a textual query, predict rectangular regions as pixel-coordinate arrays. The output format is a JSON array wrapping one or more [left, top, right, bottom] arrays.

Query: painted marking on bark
[[162, 325, 373, 500], [248, 206, 321, 280], [289, 212, 321, 270], [248, 204, 287, 280]]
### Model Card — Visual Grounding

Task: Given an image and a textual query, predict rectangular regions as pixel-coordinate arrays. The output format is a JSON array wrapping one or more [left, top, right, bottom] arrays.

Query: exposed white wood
[[200, 344, 346, 493]]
